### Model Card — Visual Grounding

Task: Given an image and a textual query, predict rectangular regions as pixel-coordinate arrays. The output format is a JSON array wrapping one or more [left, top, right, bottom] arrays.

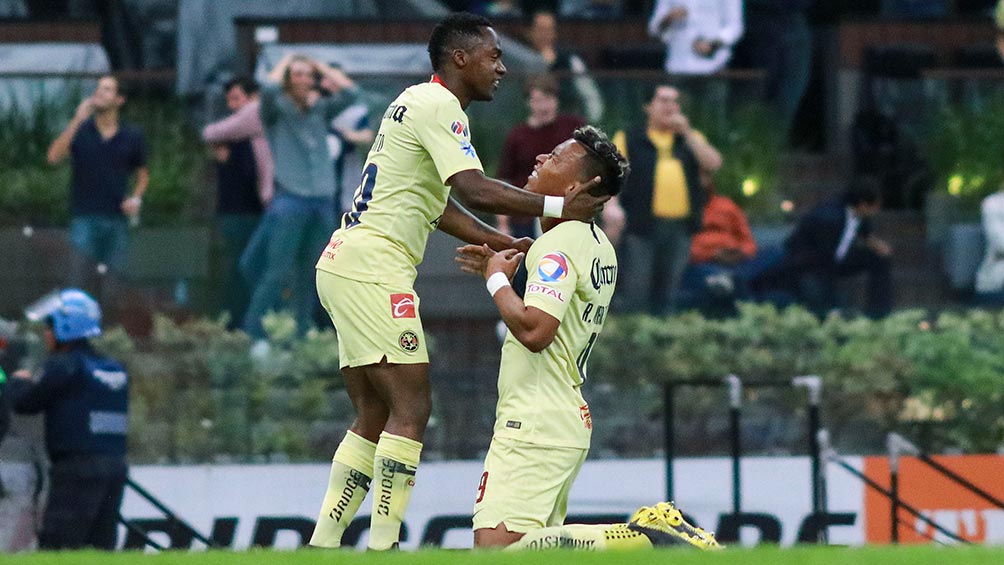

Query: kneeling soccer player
[[457, 126, 720, 551]]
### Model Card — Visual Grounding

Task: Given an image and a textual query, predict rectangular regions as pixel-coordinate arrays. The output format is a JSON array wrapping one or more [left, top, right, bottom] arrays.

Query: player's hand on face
[[455, 243, 495, 277], [487, 248, 525, 281], [563, 177, 610, 221]]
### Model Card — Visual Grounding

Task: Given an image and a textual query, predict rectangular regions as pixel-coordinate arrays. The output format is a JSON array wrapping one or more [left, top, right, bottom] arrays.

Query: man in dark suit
[[756, 177, 893, 318]]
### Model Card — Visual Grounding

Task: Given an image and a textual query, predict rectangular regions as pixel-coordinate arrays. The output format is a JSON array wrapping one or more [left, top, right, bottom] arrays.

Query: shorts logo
[[390, 293, 416, 319], [451, 121, 469, 138], [399, 331, 420, 352], [537, 252, 569, 282]]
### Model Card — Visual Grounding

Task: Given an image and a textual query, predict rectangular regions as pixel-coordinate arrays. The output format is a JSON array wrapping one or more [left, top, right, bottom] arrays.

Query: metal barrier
[[663, 374, 827, 542]]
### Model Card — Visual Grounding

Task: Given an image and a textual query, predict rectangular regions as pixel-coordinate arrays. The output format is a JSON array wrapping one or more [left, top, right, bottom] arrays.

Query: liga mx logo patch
[[537, 252, 569, 282], [399, 331, 420, 353], [451, 120, 469, 138]]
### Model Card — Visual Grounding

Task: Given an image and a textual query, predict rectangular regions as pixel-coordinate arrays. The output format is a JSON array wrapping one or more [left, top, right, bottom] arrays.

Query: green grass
[[4, 546, 1004, 565]]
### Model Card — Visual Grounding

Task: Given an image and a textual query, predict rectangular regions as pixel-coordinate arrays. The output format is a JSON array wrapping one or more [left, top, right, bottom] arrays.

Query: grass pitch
[[3, 546, 1004, 565]]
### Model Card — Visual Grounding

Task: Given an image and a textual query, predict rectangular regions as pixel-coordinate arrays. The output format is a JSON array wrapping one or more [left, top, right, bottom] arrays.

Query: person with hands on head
[[456, 126, 719, 552], [308, 13, 607, 552], [47, 75, 148, 286], [241, 53, 360, 340]]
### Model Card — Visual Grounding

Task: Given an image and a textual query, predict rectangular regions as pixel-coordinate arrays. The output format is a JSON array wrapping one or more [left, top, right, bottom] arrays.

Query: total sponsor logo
[[527, 282, 564, 303], [390, 293, 416, 319], [537, 252, 569, 282]]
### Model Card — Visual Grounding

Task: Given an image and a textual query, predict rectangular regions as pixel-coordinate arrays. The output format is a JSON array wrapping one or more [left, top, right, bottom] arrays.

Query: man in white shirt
[[648, 0, 743, 75]]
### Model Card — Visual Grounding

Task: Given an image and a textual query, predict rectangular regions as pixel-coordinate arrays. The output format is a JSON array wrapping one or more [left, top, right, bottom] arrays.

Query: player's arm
[[456, 245, 560, 353], [439, 198, 532, 253], [448, 169, 607, 223]]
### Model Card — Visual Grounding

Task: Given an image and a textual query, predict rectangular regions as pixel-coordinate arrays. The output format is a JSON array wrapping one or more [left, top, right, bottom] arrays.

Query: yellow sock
[[508, 523, 652, 551], [368, 432, 422, 550], [309, 431, 376, 548]]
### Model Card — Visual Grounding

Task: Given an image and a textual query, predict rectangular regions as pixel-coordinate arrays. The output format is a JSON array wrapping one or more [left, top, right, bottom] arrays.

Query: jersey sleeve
[[522, 239, 579, 323], [414, 98, 483, 184]]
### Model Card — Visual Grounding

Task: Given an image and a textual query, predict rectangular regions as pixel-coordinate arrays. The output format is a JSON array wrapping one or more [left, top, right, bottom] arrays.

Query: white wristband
[[486, 272, 511, 297], [542, 195, 564, 218]]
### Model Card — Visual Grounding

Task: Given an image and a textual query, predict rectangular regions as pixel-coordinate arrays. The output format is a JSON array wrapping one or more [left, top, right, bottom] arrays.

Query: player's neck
[[432, 72, 472, 109], [541, 217, 568, 233]]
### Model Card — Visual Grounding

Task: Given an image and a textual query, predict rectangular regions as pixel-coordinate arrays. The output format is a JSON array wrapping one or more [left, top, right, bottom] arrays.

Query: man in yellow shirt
[[458, 126, 718, 551], [309, 12, 608, 551], [605, 85, 722, 315]]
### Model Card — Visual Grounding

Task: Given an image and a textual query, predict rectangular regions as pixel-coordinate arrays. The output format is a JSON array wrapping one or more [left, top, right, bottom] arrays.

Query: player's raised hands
[[562, 176, 610, 221], [456, 244, 524, 281]]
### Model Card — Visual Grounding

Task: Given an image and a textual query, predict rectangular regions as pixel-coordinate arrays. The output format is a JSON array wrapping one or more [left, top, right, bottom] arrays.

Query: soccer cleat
[[627, 502, 722, 550]]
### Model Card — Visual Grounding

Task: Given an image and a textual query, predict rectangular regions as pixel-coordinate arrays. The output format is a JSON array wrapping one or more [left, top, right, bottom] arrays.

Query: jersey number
[[575, 332, 598, 381], [343, 163, 378, 228], [476, 471, 489, 503]]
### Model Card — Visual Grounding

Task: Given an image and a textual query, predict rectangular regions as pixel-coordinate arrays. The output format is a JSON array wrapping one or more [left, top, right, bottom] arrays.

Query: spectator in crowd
[[679, 172, 761, 315], [740, 0, 813, 135], [974, 188, 1004, 305], [10, 289, 129, 551], [496, 74, 586, 241], [560, 0, 623, 18], [611, 84, 722, 315], [242, 54, 359, 340], [201, 77, 273, 329], [327, 101, 375, 216], [648, 0, 743, 76], [47, 75, 148, 288], [526, 9, 605, 122], [996, 0, 1004, 61], [754, 177, 893, 319], [471, 0, 524, 17]]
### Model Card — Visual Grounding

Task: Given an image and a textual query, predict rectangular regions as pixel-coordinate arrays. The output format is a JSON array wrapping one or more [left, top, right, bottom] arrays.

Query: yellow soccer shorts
[[472, 435, 588, 533], [316, 269, 429, 368]]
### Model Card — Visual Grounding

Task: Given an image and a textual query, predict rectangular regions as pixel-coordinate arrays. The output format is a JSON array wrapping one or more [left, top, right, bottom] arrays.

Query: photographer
[[9, 289, 129, 551]]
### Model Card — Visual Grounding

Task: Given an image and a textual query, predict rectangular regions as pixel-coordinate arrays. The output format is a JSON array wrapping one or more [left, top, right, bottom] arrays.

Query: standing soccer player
[[310, 13, 608, 551], [458, 126, 719, 551]]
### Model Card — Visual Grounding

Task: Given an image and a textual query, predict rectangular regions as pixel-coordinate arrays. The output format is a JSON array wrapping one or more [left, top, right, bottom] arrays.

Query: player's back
[[494, 220, 618, 449], [316, 81, 484, 285]]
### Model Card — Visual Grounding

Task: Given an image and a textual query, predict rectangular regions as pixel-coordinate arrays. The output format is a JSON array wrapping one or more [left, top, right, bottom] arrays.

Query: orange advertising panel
[[863, 455, 1004, 544]]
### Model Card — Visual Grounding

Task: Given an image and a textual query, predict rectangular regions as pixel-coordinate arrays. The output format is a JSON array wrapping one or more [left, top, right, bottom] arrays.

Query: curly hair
[[427, 12, 493, 72], [572, 126, 630, 196]]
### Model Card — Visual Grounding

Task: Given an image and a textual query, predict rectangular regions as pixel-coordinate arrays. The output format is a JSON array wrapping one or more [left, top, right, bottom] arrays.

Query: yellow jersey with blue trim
[[494, 220, 618, 449], [316, 80, 484, 284]]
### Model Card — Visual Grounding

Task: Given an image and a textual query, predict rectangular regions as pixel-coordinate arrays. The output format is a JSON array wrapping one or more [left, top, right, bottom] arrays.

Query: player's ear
[[452, 48, 467, 68]]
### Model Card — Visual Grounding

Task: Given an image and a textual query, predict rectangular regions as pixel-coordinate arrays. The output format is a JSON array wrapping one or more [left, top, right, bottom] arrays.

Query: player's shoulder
[[398, 82, 461, 111], [532, 221, 605, 260]]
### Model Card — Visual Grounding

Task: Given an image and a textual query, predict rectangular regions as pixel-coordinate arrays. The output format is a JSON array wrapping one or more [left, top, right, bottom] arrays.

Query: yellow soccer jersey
[[316, 80, 484, 284], [493, 220, 618, 449]]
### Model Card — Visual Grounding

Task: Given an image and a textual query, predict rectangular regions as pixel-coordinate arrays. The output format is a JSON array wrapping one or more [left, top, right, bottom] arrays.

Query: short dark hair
[[427, 12, 493, 72], [224, 76, 259, 96], [572, 126, 629, 197], [844, 176, 882, 207]]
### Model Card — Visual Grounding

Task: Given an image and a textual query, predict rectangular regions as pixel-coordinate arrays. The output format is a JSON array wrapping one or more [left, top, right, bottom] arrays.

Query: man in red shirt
[[681, 174, 761, 313], [496, 74, 586, 240]]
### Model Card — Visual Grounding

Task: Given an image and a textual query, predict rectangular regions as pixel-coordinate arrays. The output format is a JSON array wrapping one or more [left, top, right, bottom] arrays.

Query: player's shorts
[[472, 435, 588, 533], [316, 269, 429, 368]]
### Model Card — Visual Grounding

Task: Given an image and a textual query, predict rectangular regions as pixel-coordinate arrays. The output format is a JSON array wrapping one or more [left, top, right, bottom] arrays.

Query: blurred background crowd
[[2, 0, 1004, 466]]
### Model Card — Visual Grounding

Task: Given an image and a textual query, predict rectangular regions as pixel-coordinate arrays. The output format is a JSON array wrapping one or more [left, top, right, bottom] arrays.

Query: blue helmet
[[24, 288, 102, 342]]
